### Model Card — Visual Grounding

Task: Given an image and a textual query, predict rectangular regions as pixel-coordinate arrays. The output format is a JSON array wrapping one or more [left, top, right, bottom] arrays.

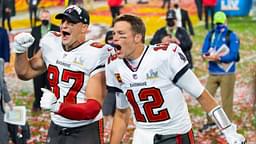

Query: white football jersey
[[40, 32, 109, 128], [106, 43, 192, 135]]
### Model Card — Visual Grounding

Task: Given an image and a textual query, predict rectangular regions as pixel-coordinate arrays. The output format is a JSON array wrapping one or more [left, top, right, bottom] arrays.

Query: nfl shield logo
[[132, 74, 138, 79]]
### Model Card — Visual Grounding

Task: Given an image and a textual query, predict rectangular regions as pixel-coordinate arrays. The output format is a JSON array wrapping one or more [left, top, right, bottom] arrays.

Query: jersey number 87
[[47, 64, 84, 104]]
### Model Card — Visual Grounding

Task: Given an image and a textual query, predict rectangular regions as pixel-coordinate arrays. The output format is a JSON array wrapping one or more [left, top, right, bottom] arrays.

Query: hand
[[7, 101, 14, 111], [203, 53, 220, 61], [222, 123, 246, 144], [13, 32, 35, 53], [40, 88, 60, 112]]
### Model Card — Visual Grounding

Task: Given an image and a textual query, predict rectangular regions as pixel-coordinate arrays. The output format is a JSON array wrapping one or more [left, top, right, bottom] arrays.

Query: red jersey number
[[126, 87, 170, 122], [47, 65, 84, 104]]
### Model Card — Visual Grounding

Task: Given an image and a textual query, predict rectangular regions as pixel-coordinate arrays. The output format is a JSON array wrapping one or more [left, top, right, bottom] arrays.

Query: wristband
[[208, 106, 231, 130]]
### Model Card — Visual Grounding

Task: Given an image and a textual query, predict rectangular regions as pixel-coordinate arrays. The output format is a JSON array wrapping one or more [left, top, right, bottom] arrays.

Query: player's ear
[[134, 34, 142, 43], [81, 24, 88, 33]]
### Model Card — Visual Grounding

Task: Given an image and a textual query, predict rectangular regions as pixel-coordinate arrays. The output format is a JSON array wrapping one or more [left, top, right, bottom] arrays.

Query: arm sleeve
[[57, 99, 101, 120]]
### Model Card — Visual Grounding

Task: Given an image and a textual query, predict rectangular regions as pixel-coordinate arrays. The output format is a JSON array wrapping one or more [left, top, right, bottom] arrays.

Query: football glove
[[222, 123, 246, 144], [13, 32, 35, 53], [40, 88, 60, 112]]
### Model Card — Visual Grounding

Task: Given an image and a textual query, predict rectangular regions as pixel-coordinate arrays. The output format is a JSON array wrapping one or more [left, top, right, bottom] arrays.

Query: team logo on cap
[[67, 8, 72, 13], [65, 5, 82, 15]]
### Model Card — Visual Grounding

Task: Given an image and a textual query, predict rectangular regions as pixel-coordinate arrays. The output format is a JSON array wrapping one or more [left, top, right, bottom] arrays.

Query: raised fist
[[13, 32, 35, 53]]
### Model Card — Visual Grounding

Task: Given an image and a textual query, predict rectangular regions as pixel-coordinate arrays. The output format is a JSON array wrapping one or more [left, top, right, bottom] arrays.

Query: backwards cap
[[214, 11, 227, 24], [55, 5, 90, 25]]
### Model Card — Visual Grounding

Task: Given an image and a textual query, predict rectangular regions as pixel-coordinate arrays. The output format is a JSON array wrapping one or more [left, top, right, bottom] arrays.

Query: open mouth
[[62, 31, 70, 37], [110, 43, 121, 50], [61, 31, 71, 41]]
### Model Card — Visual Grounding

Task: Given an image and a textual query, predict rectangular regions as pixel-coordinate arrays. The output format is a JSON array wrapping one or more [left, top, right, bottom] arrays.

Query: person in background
[[200, 11, 240, 133], [107, 0, 122, 26], [194, 0, 202, 21], [1, 0, 15, 32], [202, 0, 216, 30], [0, 27, 14, 144], [28, 9, 60, 112], [106, 14, 245, 144], [137, 0, 148, 4], [161, 0, 171, 9], [173, 0, 194, 36], [0, 58, 14, 144], [27, 0, 41, 28], [150, 9, 193, 69], [252, 0, 256, 20], [13, 5, 108, 144]]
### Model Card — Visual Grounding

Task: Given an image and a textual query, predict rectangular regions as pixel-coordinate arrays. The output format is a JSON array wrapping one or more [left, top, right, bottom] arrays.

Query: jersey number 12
[[126, 87, 170, 122]]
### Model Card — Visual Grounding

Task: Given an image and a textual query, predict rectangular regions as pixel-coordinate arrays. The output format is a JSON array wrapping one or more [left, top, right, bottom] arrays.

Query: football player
[[13, 5, 108, 144], [106, 14, 245, 144]]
